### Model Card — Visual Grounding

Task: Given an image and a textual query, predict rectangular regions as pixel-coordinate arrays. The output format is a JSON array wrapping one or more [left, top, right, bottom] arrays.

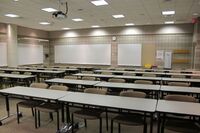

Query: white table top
[[94, 70, 165, 75], [74, 73, 113, 78], [0, 73, 35, 79], [45, 78, 100, 86], [162, 77, 200, 82], [160, 85, 200, 94], [18, 67, 79, 71], [0, 68, 65, 74], [95, 82, 160, 91], [59, 92, 157, 112], [112, 75, 162, 80], [156, 100, 200, 116], [165, 72, 200, 77], [0, 86, 69, 100]]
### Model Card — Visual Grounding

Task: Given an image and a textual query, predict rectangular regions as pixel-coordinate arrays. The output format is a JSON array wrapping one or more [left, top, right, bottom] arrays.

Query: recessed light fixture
[[162, 10, 175, 15], [193, 13, 199, 16], [165, 21, 174, 24], [13, 0, 19, 1], [39, 22, 51, 25], [62, 27, 70, 30], [41, 8, 57, 12], [91, 0, 108, 6], [91, 25, 100, 28], [72, 18, 83, 22], [125, 23, 135, 26], [5, 14, 19, 18], [112, 14, 125, 18]]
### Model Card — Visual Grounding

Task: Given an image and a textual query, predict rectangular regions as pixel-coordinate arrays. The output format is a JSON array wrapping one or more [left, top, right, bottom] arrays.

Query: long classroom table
[[0, 68, 65, 81], [156, 100, 200, 133], [0, 86, 69, 127], [0, 73, 36, 86], [59, 92, 157, 133]]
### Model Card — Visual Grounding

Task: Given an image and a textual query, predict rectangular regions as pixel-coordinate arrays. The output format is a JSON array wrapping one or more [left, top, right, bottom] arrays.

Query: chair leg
[[38, 110, 41, 127], [71, 113, 74, 133], [50, 112, 53, 120], [111, 119, 113, 133], [143, 122, 147, 133], [35, 108, 37, 128], [118, 123, 121, 133], [66, 105, 70, 123], [16, 104, 20, 124], [99, 118, 102, 133], [106, 111, 108, 131], [84, 119, 87, 127], [57, 111, 60, 131], [31, 108, 34, 116]]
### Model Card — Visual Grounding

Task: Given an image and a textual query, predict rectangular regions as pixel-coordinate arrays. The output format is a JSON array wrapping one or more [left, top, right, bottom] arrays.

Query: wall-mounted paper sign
[[156, 50, 164, 60]]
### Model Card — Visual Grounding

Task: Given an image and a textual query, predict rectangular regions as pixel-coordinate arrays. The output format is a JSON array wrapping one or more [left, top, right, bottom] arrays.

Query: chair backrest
[[11, 71, 20, 74], [30, 82, 48, 89], [171, 75, 186, 78], [64, 75, 77, 79], [168, 82, 190, 87], [101, 72, 112, 75], [108, 78, 126, 83], [120, 90, 146, 98], [84, 88, 107, 95], [82, 76, 96, 81], [142, 74, 156, 77], [123, 73, 136, 76], [82, 71, 93, 74], [0, 71, 5, 73], [49, 85, 69, 91], [164, 95, 196, 102], [134, 80, 153, 85]]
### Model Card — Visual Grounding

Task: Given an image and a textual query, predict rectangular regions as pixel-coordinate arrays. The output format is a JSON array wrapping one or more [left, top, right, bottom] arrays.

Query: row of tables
[[74, 73, 200, 86], [0, 86, 200, 133], [45, 78, 200, 99], [94, 69, 200, 78]]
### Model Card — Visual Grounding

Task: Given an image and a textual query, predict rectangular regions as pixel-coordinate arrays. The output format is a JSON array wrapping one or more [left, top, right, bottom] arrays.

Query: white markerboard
[[118, 44, 142, 66], [0, 42, 7, 66], [18, 44, 43, 65], [55, 44, 111, 65]]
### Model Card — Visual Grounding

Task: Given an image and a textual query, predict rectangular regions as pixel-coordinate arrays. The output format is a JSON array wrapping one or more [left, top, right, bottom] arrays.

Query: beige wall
[[0, 22, 195, 69], [49, 24, 194, 69]]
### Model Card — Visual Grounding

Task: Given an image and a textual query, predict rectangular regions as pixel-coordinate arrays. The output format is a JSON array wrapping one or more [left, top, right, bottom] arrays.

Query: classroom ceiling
[[0, 0, 200, 31]]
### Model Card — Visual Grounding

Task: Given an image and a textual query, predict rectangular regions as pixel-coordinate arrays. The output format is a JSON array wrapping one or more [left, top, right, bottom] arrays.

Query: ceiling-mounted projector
[[52, 0, 68, 20], [52, 11, 67, 19]]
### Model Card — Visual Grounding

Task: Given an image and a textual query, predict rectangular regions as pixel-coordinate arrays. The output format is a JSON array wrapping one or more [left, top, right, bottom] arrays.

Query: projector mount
[[52, 0, 68, 19]]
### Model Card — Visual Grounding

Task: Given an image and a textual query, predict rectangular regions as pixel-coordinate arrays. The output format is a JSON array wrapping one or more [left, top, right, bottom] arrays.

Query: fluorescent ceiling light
[[162, 10, 175, 15], [14, 0, 19, 1], [125, 23, 135, 26], [5, 14, 19, 18], [42, 8, 57, 12], [72, 18, 83, 22], [112, 14, 125, 18], [165, 21, 174, 24], [91, 25, 100, 28], [62, 27, 70, 30], [193, 13, 199, 16], [91, 0, 108, 6], [39, 22, 50, 25]]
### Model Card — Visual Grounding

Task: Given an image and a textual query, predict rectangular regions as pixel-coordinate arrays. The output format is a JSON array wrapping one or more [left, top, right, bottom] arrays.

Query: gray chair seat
[[74, 109, 103, 120], [113, 114, 144, 126], [17, 100, 43, 108], [35, 103, 61, 112], [165, 119, 200, 133]]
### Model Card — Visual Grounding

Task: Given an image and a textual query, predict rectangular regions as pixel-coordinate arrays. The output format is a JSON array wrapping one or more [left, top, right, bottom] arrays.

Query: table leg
[[157, 112, 160, 133], [0, 95, 14, 126], [150, 113, 154, 133]]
